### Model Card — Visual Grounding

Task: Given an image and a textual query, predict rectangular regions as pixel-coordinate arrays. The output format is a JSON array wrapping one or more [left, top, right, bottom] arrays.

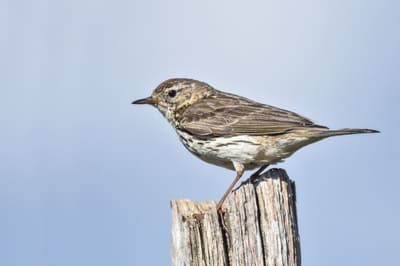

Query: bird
[[132, 78, 379, 210]]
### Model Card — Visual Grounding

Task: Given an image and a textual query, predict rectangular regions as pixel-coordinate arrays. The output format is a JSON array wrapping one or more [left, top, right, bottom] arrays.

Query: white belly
[[176, 130, 316, 171]]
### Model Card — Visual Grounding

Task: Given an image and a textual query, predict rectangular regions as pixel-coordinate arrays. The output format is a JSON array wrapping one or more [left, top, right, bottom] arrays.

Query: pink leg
[[216, 161, 244, 210], [249, 164, 269, 180]]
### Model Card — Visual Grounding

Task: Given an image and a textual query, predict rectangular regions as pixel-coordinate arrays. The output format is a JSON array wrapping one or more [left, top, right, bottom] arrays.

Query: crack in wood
[[171, 168, 300, 266]]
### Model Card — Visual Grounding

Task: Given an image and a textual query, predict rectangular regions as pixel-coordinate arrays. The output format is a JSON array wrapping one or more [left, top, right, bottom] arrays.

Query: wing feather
[[179, 93, 327, 137]]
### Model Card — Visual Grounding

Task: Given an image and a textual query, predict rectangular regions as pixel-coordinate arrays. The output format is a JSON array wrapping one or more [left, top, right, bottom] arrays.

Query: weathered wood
[[171, 168, 300, 266]]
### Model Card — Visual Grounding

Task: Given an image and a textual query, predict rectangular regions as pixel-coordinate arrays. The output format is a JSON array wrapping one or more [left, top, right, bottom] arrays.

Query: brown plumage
[[133, 78, 379, 210], [179, 92, 328, 137]]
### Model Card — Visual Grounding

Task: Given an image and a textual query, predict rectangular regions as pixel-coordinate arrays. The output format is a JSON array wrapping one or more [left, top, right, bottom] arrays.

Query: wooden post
[[171, 168, 301, 266]]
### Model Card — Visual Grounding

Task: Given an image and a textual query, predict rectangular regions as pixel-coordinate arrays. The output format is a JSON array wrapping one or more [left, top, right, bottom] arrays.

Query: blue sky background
[[1, 1, 399, 265]]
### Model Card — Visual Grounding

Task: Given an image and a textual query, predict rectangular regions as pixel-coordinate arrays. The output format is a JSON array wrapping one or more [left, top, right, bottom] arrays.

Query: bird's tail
[[313, 128, 380, 138]]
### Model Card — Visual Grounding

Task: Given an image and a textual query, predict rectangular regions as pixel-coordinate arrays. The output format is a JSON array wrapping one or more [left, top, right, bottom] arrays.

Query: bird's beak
[[132, 96, 155, 105]]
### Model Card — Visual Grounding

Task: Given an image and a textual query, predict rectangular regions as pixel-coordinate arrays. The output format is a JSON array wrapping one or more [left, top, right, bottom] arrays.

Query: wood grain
[[171, 168, 300, 266]]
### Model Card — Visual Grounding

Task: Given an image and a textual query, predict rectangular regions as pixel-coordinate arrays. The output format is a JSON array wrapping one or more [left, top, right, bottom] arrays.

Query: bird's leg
[[216, 161, 244, 211], [216, 172, 243, 210], [249, 164, 269, 182]]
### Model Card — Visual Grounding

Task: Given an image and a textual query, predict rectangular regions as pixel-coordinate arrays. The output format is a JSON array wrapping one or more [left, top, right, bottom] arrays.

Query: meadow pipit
[[132, 78, 379, 210]]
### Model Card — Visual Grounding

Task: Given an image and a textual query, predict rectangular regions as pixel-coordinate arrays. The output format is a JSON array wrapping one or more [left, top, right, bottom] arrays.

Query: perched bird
[[132, 78, 379, 210]]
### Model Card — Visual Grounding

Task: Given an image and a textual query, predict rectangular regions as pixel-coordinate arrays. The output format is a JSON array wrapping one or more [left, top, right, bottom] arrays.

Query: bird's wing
[[179, 94, 327, 137]]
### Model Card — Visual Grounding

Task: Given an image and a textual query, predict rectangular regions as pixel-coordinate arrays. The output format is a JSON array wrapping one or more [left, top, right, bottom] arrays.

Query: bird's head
[[132, 78, 213, 122]]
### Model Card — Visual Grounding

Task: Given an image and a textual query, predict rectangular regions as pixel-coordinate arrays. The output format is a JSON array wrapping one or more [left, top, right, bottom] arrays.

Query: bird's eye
[[168, 90, 177, 98]]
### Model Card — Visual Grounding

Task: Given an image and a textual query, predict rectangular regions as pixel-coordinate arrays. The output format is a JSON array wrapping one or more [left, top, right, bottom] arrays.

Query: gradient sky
[[1, 1, 399, 265]]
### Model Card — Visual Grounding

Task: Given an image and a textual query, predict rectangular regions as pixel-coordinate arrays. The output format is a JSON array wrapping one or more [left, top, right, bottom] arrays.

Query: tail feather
[[314, 128, 380, 138]]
